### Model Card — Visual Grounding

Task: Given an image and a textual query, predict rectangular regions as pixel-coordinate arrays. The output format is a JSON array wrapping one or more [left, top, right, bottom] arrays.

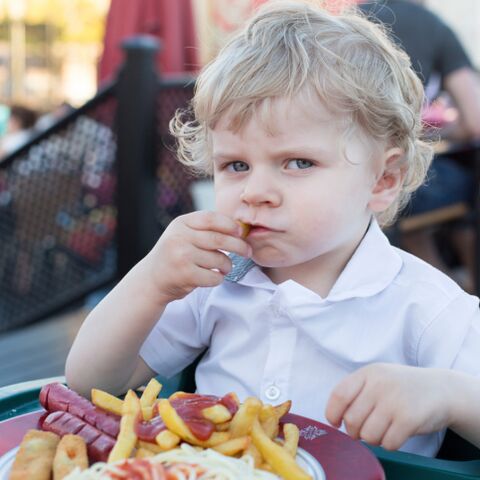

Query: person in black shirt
[[360, 0, 480, 292]]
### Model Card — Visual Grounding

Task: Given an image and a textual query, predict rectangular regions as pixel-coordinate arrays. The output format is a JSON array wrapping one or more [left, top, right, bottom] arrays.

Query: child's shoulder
[[393, 246, 466, 299]]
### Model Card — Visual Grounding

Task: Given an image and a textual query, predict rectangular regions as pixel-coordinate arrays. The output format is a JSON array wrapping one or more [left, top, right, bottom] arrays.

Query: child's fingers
[[189, 265, 226, 288], [358, 408, 393, 446], [193, 249, 233, 275], [341, 392, 375, 440], [380, 419, 412, 451], [192, 230, 251, 258], [185, 211, 243, 237], [325, 370, 366, 428]]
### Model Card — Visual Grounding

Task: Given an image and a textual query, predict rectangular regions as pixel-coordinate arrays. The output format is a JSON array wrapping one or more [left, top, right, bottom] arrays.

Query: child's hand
[[146, 211, 251, 304], [325, 363, 455, 450]]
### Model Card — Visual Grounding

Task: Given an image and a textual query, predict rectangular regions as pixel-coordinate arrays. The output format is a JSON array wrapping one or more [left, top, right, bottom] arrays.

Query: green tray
[[368, 446, 480, 480]]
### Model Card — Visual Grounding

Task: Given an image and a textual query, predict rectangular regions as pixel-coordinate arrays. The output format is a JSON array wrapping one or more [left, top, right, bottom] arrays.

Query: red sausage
[[42, 410, 115, 462], [39, 383, 120, 437]]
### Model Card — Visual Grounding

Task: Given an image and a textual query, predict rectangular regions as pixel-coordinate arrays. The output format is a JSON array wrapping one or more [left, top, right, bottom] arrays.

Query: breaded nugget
[[9, 429, 60, 480], [53, 434, 89, 479]]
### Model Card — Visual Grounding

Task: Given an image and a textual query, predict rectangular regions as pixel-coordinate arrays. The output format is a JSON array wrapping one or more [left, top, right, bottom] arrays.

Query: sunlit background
[[0, 0, 478, 111], [0, 0, 109, 109]]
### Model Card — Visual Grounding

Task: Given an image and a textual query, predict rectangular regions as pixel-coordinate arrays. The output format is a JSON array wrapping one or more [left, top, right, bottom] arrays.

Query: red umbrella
[[98, 0, 199, 84]]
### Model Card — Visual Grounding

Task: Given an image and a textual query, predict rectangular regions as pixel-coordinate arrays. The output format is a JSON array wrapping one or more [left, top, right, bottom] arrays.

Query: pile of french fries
[[92, 379, 311, 480]]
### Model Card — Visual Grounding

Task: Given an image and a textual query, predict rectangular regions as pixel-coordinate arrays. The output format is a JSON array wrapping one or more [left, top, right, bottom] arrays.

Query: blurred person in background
[[360, 0, 480, 292], [0, 104, 38, 159]]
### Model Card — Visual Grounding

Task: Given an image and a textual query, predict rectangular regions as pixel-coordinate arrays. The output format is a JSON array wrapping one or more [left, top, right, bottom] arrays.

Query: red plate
[[284, 413, 385, 480], [0, 410, 384, 479]]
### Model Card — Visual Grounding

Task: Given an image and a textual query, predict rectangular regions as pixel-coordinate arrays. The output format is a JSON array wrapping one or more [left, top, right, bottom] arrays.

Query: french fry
[[137, 440, 164, 454], [229, 397, 262, 438], [141, 405, 155, 422], [202, 404, 232, 424], [169, 391, 188, 400], [244, 443, 263, 468], [215, 421, 231, 432], [157, 399, 230, 447], [260, 405, 279, 439], [237, 221, 251, 238], [251, 419, 312, 480], [53, 434, 88, 479], [259, 404, 275, 422], [91, 388, 123, 416], [10, 430, 60, 480], [274, 400, 292, 420], [108, 390, 141, 463], [155, 429, 181, 450], [261, 462, 275, 473], [140, 378, 162, 421], [212, 436, 250, 456], [135, 448, 155, 459], [283, 423, 300, 458]]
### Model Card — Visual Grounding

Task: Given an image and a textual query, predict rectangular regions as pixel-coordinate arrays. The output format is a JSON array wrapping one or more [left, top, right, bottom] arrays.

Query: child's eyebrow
[[272, 146, 333, 160], [213, 146, 332, 162], [212, 152, 240, 163]]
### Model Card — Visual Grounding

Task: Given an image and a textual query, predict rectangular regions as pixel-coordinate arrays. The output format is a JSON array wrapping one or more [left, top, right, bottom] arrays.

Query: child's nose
[[240, 172, 281, 206]]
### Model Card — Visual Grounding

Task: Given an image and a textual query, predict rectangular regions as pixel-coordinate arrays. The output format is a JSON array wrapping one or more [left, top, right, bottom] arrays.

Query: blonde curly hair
[[170, 0, 433, 226]]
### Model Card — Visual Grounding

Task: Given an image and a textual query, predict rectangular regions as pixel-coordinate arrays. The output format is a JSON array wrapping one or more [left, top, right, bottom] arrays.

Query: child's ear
[[368, 147, 405, 213]]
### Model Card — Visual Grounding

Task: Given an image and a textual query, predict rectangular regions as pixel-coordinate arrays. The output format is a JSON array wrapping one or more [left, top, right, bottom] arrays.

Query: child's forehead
[[214, 92, 348, 136]]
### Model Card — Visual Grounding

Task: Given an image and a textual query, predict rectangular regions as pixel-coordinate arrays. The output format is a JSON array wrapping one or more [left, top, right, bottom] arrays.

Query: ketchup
[[135, 392, 239, 442]]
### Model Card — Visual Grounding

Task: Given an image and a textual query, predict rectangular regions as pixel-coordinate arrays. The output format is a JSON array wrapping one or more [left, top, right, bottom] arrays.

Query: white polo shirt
[[140, 220, 480, 457]]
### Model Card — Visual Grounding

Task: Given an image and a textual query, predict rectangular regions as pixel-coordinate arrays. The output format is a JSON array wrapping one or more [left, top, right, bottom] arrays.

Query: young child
[[66, 0, 480, 457]]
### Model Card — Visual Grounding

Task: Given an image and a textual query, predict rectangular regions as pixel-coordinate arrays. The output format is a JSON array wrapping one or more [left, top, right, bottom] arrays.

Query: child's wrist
[[447, 370, 478, 430], [129, 258, 173, 309]]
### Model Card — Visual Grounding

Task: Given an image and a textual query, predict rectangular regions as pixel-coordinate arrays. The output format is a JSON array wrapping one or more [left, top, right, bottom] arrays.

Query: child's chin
[[253, 256, 293, 269]]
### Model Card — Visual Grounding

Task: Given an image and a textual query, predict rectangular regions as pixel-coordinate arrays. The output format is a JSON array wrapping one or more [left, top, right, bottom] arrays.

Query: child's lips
[[248, 224, 281, 236]]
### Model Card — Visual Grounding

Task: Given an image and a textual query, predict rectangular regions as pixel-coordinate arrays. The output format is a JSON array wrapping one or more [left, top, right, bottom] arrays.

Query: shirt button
[[265, 385, 281, 401]]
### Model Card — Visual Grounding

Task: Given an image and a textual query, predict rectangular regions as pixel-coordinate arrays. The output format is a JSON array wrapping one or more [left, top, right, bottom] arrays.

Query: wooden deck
[[0, 308, 89, 388]]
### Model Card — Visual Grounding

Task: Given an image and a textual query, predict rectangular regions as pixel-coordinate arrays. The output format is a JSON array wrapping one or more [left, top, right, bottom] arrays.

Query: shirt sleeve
[[416, 292, 480, 375], [139, 289, 209, 378]]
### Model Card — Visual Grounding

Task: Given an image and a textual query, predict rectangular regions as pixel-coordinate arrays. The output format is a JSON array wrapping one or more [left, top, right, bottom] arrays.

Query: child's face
[[211, 95, 389, 273]]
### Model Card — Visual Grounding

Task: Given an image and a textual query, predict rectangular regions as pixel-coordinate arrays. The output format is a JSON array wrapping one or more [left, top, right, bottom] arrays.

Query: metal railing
[[0, 37, 195, 332]]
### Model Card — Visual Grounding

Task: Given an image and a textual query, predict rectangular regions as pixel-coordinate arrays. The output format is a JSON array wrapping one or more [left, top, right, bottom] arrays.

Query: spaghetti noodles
[[64, 443, 280, 479]]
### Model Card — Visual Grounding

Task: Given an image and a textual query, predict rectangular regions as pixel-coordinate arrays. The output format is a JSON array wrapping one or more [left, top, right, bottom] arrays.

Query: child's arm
[[65, 211, 251, 398], [325, 363, 480, 450]]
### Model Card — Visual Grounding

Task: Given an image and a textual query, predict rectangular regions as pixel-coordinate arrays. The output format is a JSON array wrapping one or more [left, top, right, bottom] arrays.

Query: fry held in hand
[[237, 221, 251, 239], [53, 434, 88, 479], [9, 429, 60, 480]]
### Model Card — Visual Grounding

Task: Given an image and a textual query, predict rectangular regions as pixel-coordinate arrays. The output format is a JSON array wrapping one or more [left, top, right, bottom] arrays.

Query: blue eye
[[227, 161, 249, 172], [287, 159, 313, 169]]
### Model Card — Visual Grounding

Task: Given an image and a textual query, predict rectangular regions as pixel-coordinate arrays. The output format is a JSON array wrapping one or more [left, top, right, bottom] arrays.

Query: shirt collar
[[236, 219, 403, 301], [326, 219, 402, 301]]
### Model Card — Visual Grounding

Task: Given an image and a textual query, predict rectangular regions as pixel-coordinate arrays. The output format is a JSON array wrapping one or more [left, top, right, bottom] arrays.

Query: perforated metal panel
[[155, 83, 196, 230], [0, 97, 118, 331], [0, 78, 197, 332]]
